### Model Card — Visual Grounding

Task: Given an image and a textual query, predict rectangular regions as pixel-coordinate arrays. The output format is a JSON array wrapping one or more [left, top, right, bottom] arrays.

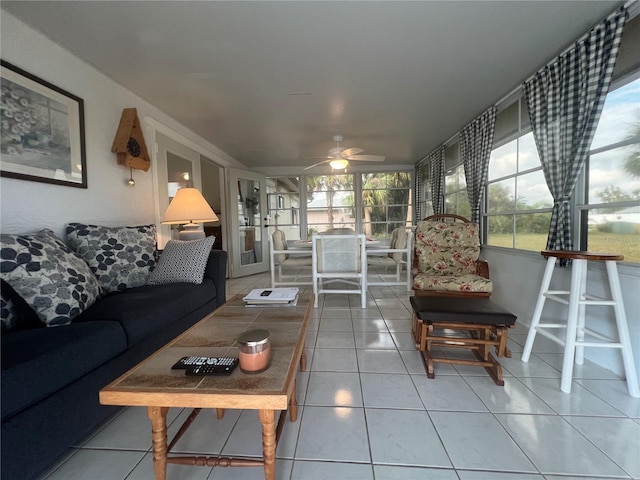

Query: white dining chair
[[312, 233, 367, 308], [269, 229, 312, 287], [367, 228, 413, 291]]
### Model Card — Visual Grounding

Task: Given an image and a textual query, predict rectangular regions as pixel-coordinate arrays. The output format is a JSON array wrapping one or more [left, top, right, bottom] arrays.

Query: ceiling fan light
[[329, 159, 349, 170]]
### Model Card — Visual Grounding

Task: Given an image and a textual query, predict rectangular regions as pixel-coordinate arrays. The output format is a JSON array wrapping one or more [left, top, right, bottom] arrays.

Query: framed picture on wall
[[0, 60, 87, 188]]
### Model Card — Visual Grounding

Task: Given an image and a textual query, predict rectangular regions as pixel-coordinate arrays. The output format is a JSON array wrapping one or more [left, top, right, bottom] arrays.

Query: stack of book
[[242, 287, 299, 307]]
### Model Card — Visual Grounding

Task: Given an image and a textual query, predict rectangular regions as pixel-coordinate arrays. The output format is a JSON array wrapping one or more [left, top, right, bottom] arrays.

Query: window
[[266, 176, 302, 240], [486, 98, 553, 251], [580, 76, 640, 263], [361, 172, 412, 238], [306, 173, 355, 236], [443, 143, 471, 217]]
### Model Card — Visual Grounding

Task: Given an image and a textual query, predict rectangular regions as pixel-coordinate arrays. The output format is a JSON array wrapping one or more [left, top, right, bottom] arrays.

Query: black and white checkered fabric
[[428, 146, 445, 215], [524, 6, 627, 255], [461, 107, 497, 224], [414, 146, 445, 220]]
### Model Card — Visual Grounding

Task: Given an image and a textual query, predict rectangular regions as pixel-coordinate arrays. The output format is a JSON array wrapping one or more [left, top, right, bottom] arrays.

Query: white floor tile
[[456, 471, 544, 479], [577, 378, 640, 418], [501, 353, 562, 378], [207, 459, 293, 479], [82, 406, 180, 450], [127, 452, 212, 480], [373, 465, 459, 479], [315, 330, 356, 348], [45, 449, 145, 480], [496, 413, 629, 477], [517, 377, 626, 416], [465, 376, 555, 414], [357, 349, 408, 374], [360, 373, 423, 409], [412, 375, 488, 412], [365, 408, 451, 467], [536, 353, 624, 380], [220, 408, 301, 460], [565, 416, 640, 478], [318, 317, 353, 331], [384, 318, 413, 332], [172, 408, 241, 455], [295, 406, 370, 462], [311, 348, 358, 372], [291, 460, 373, 479], [390, 331, 417, 350], [354, 331, 397, 349], [305, 372, 363, 407], [430, 411, 536, 472], [351, 317, 389, 332]]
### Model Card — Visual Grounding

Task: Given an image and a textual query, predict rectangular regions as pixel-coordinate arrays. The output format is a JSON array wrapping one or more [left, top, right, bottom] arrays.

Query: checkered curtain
[[461, 107, 497, 224], [428, 146, 445, 216], [524, 6, 627, 255], [414, 159, 427, 222]]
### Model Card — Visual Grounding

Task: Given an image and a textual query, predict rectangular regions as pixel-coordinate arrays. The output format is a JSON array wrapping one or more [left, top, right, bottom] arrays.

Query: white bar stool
[[521, 250, 639, 397]]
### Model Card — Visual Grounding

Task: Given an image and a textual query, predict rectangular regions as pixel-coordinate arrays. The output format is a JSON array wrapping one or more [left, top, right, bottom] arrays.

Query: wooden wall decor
[[111, 108, 151, 171]]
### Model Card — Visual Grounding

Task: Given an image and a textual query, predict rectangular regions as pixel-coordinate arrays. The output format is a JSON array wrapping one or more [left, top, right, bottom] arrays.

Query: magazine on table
[[242, 287, 299, 304]]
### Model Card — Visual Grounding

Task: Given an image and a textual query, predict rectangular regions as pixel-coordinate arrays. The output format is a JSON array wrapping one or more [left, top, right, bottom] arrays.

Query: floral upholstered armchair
[[412, 215, 492, 297]]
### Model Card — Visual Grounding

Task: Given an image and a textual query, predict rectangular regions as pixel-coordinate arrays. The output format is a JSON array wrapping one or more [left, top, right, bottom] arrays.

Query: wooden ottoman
[[410, 296, 517, 386]]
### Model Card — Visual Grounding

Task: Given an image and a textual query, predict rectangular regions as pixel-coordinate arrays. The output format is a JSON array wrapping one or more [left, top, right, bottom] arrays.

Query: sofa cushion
[[147, 236, 215, 285], [66, 223, 157, 293], [0, 229, 102, 326], [1, 280, 41, 332], [1, 320, 127, 420], [77, 280, 217, 346]]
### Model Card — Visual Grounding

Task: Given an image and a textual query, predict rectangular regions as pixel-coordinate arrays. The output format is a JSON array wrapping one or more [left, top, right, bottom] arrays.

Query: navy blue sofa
[[1, 249, 227, 480]]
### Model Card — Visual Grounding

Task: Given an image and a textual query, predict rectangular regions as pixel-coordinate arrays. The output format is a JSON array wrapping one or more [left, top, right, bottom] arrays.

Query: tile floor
[[39, 272, 640, 480]]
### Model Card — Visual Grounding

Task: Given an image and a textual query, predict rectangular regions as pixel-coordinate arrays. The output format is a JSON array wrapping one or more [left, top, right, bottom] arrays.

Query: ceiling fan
[[304, 135, 385, 170]]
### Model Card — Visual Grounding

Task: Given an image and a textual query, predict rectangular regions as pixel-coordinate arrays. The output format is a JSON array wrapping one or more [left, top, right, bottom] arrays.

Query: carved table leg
[[216, 408, 225, 420], [289, 378, 298, 422], [259, 409, 277, 480], [148, 406, 169, 480], [300, 340, 307, 371]]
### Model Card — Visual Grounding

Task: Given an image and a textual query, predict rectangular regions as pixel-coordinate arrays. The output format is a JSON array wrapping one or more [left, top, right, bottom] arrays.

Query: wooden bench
[[410, 296, 517, 386]]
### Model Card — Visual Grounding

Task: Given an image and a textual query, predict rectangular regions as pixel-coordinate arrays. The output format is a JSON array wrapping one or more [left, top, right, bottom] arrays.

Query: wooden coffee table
[[100, 293, 313, 480]]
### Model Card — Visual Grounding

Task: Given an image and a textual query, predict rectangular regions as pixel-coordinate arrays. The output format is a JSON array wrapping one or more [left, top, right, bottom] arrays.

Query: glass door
[[228, 168, 269, 277]]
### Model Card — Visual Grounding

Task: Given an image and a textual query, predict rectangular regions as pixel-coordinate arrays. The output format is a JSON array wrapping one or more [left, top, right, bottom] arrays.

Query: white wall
[[483, 247, 640, 384], [0, 11, 241, 238]]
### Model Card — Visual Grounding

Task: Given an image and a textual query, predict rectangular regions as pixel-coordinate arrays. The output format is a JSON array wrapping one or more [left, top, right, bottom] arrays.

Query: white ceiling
[[2, 1, 623, 171]]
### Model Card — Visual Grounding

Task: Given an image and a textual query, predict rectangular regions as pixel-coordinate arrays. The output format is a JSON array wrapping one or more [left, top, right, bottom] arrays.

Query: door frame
[[147, 118, 229, 252], [155, 132, 202, 248], [228, 168, 269, 278]]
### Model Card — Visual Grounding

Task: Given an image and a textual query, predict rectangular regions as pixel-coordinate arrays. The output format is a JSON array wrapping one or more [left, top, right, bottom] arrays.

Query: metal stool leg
[[605, 260, 640, 397], [522, 256, 557, 362]]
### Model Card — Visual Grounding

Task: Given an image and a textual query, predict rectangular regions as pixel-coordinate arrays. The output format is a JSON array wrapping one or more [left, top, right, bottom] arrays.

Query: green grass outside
[[488, 231, 640, 264]]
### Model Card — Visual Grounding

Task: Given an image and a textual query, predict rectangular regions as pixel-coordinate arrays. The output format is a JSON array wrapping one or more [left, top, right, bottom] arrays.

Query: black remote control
[[185, 357, 239, 376], [172, 356, 215, 369]]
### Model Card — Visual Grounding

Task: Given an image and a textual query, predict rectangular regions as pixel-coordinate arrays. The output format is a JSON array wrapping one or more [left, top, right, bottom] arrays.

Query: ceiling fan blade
[[304, 159, 331, 170], [340, 147, 364, 157], [346, 155, 386, 162]]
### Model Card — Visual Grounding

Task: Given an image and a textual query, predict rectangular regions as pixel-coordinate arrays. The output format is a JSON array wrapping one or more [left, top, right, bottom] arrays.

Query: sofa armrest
[[203, 249, 227, 308]]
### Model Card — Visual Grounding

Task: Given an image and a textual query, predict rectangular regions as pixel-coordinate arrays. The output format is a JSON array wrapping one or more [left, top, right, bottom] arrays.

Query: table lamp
[[161, 187, 219, 240]]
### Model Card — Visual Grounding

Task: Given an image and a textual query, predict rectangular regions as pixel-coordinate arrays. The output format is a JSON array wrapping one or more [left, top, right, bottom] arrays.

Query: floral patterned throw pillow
[[0, 229, 102, 326], [66, 223, 157, 293]]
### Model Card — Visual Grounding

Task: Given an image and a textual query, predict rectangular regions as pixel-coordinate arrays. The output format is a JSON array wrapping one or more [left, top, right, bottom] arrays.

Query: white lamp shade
[[161, 187, 219, 224]]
